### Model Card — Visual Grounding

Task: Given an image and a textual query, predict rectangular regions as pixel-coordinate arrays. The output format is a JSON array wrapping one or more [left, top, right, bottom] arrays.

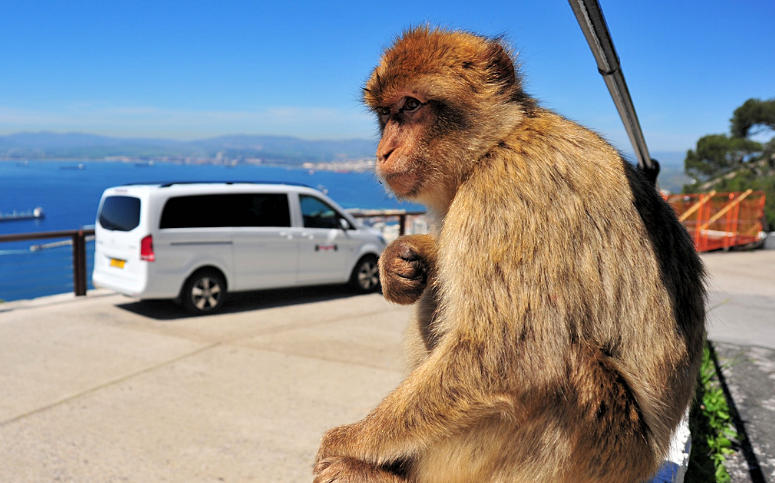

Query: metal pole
[[568, 0, 657, 178], [72, 230, 87, 296]]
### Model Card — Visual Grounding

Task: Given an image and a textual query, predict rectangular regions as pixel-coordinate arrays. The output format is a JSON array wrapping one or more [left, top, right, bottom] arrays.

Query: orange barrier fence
[[664, 190, 766, 252]]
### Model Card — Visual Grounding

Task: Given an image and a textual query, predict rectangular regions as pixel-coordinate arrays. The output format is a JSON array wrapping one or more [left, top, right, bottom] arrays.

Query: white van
[[92, 182, 386, 314]]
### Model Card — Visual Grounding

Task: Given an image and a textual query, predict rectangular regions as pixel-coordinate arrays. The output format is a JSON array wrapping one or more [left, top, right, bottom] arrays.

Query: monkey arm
[[379, 234, 438, 305], [314, 336, 515, 469]]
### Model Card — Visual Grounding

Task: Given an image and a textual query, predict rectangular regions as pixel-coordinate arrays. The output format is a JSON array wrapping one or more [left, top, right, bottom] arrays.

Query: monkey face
[[363, 27, 530, 209], [374, 93, 433, 198]]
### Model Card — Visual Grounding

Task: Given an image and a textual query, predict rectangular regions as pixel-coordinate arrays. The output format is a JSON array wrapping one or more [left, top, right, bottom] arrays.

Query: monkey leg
[[379, 234, 437, 305], [313, 456, 406, 483], [314, 337, 515, 472]]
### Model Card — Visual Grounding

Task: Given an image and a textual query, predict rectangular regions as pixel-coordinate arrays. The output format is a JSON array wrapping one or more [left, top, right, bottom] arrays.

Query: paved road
[[0, 287, 411, 482], [704, 250, 775, 350], [0, 249, 771, 482], [714, 342, 775, 482], [702, 249, 775, 482]]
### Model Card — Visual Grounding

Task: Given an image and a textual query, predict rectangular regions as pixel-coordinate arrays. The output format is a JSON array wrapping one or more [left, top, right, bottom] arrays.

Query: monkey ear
[[482, 42, 518, 90]]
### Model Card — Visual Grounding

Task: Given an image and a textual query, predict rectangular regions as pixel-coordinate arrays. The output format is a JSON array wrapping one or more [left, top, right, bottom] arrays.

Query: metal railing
[[350, 210, 426, 237], [665, 191, 767, 251], [0, 229, 94, 297]]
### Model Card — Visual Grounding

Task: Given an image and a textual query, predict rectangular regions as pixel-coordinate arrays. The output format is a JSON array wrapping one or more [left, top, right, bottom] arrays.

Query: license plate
[[110, 258, 126, 269]]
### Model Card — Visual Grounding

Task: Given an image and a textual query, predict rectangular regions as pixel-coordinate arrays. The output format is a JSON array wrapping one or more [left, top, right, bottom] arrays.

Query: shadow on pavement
[[115, 284, 372, 321]]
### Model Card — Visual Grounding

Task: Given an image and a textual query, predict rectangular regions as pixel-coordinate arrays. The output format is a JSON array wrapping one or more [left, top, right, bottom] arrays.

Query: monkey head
[[363, 27, 532, 210]]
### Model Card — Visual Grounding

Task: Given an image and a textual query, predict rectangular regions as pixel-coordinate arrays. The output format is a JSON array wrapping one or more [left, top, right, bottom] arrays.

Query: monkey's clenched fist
[[378, 234, 437, 305], [314, 424, 404, 483], [313, 456, 403, 483]]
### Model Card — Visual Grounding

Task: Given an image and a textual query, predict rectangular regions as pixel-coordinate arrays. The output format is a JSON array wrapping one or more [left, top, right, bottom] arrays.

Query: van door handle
[[279, 231, 294, 240]]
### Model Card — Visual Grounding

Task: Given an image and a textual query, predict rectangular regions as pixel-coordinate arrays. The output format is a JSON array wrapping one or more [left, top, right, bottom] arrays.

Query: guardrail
[[0, 229, 94, 297], [349, 210, 426, 237], [665, 191, 767, 252]]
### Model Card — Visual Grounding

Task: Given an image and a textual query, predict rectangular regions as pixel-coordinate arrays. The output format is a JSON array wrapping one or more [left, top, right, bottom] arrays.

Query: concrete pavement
[[0, 248, 772, 482], [704, 249, 775, 350], [0, 287, 410, 482]]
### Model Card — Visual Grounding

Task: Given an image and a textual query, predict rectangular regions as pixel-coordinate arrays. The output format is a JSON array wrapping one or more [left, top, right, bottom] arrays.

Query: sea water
[[0, 160, 420, 302]]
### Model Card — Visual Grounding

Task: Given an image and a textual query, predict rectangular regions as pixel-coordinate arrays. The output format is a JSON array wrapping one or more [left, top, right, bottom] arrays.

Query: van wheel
[[182, 270, 226, 315], [350, 255, 380, 293]]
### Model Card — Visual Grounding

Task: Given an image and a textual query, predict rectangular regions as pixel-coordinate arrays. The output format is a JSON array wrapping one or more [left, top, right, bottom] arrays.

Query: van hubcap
[[191, 277, 222, 310], [357, 260, 379, 290]]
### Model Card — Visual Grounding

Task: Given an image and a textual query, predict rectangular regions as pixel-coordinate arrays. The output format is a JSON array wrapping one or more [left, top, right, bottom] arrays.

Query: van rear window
[[99, 196, 141, 231], [160, 193, 291, 228]]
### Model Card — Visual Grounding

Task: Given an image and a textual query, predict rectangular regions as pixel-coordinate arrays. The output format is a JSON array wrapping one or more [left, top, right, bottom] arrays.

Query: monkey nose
[[377, 148, 395, 164]]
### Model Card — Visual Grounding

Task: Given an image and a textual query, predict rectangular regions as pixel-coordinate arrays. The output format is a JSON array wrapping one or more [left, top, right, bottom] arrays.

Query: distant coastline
[[0, 131, 691, 190], [0, 131, 378, 171], [0, 156, 377, 174]]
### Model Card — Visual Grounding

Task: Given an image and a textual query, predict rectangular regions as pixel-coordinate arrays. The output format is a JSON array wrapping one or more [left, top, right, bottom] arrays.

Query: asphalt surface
[[703, 248, 775, 482], [0, 248, 772, 482], [714, 342, 775, 482]]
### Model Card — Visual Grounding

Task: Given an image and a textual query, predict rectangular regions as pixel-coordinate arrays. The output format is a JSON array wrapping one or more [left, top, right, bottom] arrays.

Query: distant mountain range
[[0, 132, 378, 165]]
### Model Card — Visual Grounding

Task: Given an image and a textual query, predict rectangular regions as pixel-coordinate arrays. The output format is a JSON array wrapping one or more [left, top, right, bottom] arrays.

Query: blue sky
[[0, 0, 773, 155]]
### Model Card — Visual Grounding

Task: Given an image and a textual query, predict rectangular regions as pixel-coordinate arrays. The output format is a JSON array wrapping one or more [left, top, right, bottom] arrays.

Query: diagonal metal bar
[[568, 0, 655, 174], [678, 190, 717, 222], [698, 189, 753, 232]]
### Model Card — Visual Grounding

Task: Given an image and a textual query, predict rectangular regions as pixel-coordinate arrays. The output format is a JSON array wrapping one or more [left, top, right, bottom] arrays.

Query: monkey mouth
[[382, 171, 420, 197]]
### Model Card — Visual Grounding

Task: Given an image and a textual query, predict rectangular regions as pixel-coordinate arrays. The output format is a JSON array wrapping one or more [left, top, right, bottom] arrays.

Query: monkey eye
[[402, 97, 421, 112], [377, 107, 391, 116]]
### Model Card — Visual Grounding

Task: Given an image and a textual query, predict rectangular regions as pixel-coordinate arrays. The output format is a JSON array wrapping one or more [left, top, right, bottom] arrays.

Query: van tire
[[181, 269, 227, 315], [349, 255, 380, 293]]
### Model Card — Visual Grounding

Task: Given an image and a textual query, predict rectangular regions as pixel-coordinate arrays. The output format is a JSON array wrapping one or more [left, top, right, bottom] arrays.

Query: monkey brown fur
[[314, 27, 705, 483]]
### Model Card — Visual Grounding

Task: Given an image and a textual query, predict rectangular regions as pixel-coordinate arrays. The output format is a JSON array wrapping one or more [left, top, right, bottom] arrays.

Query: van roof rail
[[120, 180, 313, 188]]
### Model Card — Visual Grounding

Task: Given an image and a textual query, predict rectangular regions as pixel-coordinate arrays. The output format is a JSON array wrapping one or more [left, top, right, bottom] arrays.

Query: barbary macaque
[[314, 27, 705, 483]]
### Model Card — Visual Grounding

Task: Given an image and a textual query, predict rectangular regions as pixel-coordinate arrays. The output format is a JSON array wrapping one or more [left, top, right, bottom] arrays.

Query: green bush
[[686, 343, 737, 482]]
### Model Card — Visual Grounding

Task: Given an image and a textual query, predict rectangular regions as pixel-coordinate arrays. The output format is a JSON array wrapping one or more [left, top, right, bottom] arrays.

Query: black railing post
[[72, 230, 87, 296], [0, 228, 94, 298], [398, 214, 407, 236]]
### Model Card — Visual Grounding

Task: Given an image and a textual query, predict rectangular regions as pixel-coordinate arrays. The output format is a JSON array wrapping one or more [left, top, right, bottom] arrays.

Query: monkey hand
[[313, 456, 404, 483], [313, 425, 376, 482], [315, 424, 353, 466], [379, 234, 437, 305]]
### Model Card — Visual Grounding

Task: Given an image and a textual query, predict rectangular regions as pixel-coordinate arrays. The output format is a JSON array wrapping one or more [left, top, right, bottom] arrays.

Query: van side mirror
[[338, 217, 351, 230]]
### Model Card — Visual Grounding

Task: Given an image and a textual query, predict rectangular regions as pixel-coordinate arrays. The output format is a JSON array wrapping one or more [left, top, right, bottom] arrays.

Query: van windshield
[[99, 196, 141, 231]]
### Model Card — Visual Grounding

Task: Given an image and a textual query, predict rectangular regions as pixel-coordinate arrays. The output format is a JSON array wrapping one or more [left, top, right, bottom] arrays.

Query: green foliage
[[684, 97, 774, 228], [764, 137, 775, 159], [730, 98, 775, 138], [686, 344, 737, 483], [684, 134, 761, 183]]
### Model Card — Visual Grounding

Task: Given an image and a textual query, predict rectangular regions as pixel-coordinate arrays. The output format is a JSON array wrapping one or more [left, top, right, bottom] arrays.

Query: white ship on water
[[0, 206, 45, 222]]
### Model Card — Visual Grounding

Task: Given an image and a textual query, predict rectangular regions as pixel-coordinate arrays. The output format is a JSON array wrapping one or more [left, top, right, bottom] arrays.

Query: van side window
[[99, 196, 141, 231], [160, 194, 291, 228], [300, 195, 343, 229]]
